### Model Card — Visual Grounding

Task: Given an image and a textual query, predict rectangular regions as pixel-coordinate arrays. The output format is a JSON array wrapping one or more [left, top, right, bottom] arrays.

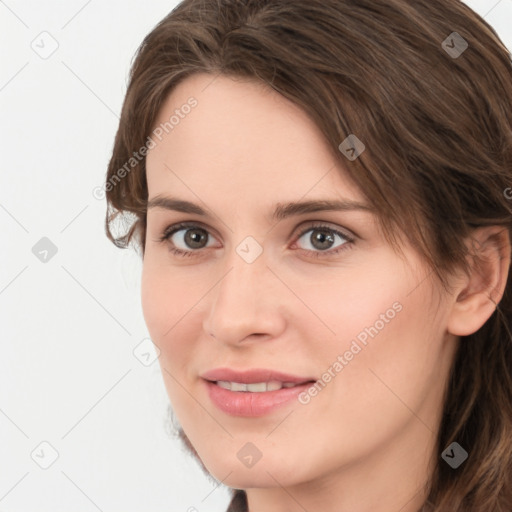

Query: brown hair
[[104, 1, 512, 510]]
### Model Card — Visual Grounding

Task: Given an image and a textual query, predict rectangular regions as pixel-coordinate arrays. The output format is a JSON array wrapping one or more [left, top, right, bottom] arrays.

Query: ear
[[447, 226, 511, 337]]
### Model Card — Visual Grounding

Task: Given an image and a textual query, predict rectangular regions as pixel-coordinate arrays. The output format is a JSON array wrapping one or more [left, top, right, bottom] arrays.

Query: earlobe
[[447, 226, 511, 337]]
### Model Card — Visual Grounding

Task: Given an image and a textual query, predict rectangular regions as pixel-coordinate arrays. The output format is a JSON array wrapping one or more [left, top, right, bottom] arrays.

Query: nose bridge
[[214, 243, 267, 318], [204, 240, 283, 344], [218, 232, 268, 301]]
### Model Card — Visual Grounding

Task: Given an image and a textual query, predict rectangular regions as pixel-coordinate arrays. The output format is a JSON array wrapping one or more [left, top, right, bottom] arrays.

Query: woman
[[104, 1, 512, 510]]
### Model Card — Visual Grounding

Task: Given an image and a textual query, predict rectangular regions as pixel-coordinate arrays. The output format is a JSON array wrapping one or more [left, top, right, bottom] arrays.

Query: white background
[[1, 1, 511, 511]]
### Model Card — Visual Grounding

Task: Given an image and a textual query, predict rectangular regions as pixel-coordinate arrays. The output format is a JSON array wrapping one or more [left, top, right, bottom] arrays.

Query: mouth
[[200, 367, 316, 386], [209, 380, 314, 392], [200, 368, 317, 416]]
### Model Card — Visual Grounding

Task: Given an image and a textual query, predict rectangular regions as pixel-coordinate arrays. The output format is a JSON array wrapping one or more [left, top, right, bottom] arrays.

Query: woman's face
[[141, 72, 459, 491]]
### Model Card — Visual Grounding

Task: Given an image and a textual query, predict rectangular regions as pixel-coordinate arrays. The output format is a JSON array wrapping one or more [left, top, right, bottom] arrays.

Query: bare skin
[[141, 72, 510, 512]]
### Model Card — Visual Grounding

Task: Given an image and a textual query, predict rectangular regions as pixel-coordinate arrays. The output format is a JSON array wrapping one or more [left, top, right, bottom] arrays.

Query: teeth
[[216, 380, 300, 392]]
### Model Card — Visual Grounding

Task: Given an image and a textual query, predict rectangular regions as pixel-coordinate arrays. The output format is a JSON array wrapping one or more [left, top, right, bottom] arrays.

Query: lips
[[200, 367, 316, 385], [200, 368, 317, 416]]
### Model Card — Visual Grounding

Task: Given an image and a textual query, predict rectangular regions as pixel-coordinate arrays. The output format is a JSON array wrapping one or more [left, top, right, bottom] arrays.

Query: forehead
[[146, 72, 365, 205]]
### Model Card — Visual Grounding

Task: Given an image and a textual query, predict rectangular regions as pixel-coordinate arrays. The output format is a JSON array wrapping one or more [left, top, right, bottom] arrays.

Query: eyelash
[[156, 221, 355, 259]]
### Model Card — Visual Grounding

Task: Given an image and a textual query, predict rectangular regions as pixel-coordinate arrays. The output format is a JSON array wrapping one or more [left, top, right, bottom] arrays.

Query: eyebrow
[[147, 195, 375, 222]]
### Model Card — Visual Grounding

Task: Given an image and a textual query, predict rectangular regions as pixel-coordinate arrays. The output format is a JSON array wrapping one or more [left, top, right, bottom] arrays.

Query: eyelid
[[293, 222, 355, 243], [158, 220, 220, 242], [157, 220, 354, 241]]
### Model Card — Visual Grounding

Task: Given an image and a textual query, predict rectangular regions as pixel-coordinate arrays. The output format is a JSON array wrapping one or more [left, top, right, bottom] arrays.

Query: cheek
[[320, 264, 409, 349], [140, 260, 188, 355], [141, 255, 190, 335], [140, 263, 164, 338], [313, 259, 443, 415], [140, 267, 191, 410], [319, 277, 444, 434], [140, 259, 200, 372]]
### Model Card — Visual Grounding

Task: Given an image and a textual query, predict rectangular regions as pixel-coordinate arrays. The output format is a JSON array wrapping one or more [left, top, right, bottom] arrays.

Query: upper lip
[[201, 368, 316, 384]]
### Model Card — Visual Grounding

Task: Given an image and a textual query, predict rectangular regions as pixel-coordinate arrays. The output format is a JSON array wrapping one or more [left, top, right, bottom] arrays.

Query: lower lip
[[204, 380, 313, 417]]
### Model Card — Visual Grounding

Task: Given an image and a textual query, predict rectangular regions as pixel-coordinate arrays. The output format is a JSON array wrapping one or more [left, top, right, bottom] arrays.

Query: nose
[[202, 247, 286, 347]]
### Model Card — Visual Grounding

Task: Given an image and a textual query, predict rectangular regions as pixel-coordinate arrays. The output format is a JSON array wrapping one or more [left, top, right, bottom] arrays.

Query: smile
[[215, 380, 303, 392]]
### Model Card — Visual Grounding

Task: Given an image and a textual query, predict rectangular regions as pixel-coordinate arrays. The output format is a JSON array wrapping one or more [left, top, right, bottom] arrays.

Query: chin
[[201, 453, 308, 489], [216, 468, 295, 489]]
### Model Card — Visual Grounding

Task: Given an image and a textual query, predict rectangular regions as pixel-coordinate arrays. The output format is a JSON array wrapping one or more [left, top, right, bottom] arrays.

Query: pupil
[[313, 230, 334, 250], [186, 229, 206, 248]]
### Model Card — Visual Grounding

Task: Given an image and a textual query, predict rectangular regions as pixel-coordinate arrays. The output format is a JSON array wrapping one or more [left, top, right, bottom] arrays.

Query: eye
[[156, 221, 355, 259], [157, 222, 217, 257], [293, 223, 354, 258]]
